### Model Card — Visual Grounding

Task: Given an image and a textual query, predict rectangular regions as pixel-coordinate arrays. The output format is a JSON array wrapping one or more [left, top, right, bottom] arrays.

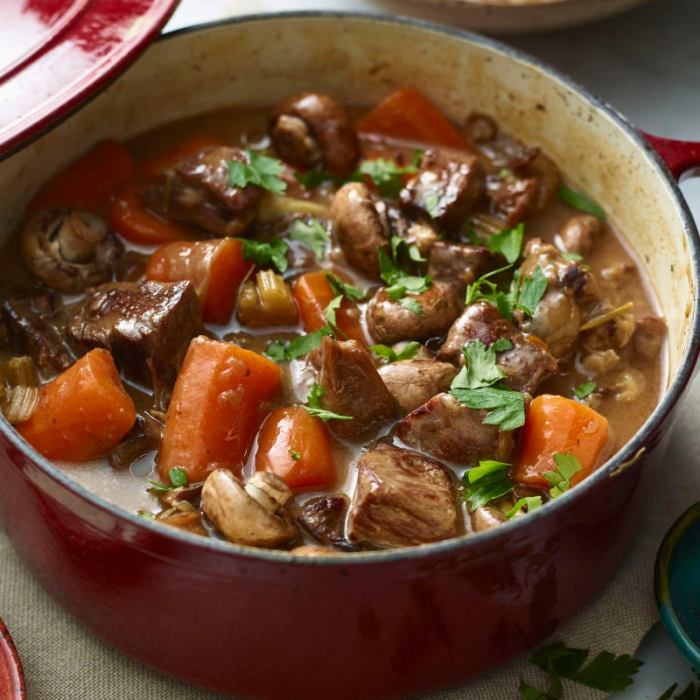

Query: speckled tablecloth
[[2, 0, 700, 697]]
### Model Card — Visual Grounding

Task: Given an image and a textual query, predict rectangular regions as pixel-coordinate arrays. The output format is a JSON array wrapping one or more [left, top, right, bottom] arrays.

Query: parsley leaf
[[289, 449, 301, 461], [289, 218, 328, 259], [561, 251, 583, 262], [326, 273, 365, 301], [324, 295, 344, 327], [506, 496, 543, 519], [573, 381, 596, 400], [544, 453, 583, 498], [455, 339, 509, 389], [379, 249, 431, 302], [264, 326, 333, 362], [370, 341, 420, 363], [294, 165, 341, 188], [488, 223, 524, 264], [146, 467, 188, 496], [304, 383, 353, 422], [400, 297, 424, 316], [391, 235, 426, 263], [358, 158, 418, 199], [513, 266, 548, 318], [242, 238, 289, 273], [559, 184, 606, 219], [462, 460, 513, 511], [228, 149, 287, 194]]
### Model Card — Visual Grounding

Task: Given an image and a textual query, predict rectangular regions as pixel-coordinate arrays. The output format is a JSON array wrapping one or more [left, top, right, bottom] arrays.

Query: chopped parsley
[[370, 342, 420, 363], [228, 149, 287, 194], [147, 467, 188, 495], [326, 273, 365, 301], [242, 238, 289, 274], [559, 184, 606, 219], [378, 246, 431, 302], [462, 460, 513, 511], [400, 297, 424, 316], [264, 326, 332, 362], [450, 340, 525, 431], [304, 383, 353, 422], [544, 453, 583, 498], [487, 223, 525, 264], [289, 449, 301, 461], [561, 251, 583, 262], [506, 496, 543, 519], [289, 218, 328, 260], [391, 235, 425, 263], [358, 157, 418, 199], [423, 191, 441, 219], [294, 165, 342, 188], [512, 266, 548, 318], [324, 295, 344, 328], [573, 380, 596, 400]]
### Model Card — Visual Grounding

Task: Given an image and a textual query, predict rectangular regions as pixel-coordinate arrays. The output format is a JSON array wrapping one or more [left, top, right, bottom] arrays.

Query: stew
[[0, 88, 666, 554]]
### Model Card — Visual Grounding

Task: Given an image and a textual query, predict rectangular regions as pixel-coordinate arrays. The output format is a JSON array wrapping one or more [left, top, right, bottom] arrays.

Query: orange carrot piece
[[255, 405, 336, 490], [357, 86, 469, 150], [514, 395, 610, 489], [140, 135, 226, 178], [17, 349, 136, 462], [293, 270, 366, 344], [110, 184, 192, 245], [27, 140, 135, 216], [157, 337, 281, 484], [146, 238, 252, 324]]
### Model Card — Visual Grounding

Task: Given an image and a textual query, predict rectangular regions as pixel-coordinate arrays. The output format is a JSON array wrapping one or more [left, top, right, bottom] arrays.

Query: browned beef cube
[[378, 359, 457, 414], [393, 392, 513, 465], [145, 147, 263, 236], [298, 495, 350, 549], [1, 296, 72, 375], [399, 149, 484, 233], [366, 282, 461, 346], [427, 241, 504, 300], [315, 336, 396, 439], [438, 301, 557, 395], [347, 443, 458, 549], [67, 280, 202, 407]]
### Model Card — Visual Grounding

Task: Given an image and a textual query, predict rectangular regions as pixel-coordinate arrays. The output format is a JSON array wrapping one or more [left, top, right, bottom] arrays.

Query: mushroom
[[331, 182, 389, 278], [270, 92, 360, 176], [22, 208, 123, 294], [201, 469, 299, 548], [557, 214, 600, 257]]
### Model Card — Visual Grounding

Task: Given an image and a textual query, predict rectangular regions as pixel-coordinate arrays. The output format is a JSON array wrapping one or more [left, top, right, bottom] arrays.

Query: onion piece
[[580, 301, 634, 332], [3, 385, 39, 424]]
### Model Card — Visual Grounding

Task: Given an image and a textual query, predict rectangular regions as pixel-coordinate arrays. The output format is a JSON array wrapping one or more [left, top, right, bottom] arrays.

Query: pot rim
[[3, 11, 699, 567]]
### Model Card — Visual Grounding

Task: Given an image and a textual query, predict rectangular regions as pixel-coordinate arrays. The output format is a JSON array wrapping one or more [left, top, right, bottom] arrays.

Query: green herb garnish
[[358, 157, 418, 199], [228, 149, 287, 194], [242, 238, 289, 274], [264, 326, 333, 362], [304, 383, 353, 422], [326, 273, 365, 301], [289, 218, 328, 259], [487, 223, 524, 264], [294, 165, 342, 188], [289, 449, 301, 461], [573, 381, 596, 400], [378, 247, 431, 301], [370, 342, 420, 363], [146, 467, 188, 495], [561, 251, 583, 262], [559, 184, 606, 219], [462, 460, 513, 511], [544, 453, 583, 498], [400, 297, 424, 316], [506, 496, 543, 519], [324, 295, 344, 328]]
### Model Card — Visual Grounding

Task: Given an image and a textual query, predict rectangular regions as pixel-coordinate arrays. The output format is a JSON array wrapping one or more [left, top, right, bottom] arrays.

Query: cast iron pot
[[1, 13, 699, 700]]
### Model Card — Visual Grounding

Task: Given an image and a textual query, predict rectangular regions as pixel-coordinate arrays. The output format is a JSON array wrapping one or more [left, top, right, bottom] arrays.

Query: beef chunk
[[378, 359, 457, 414], [428, 241, 504, 300], [394, 392, 513, 465], [67, 280, 202, 407], [367, 282, 461, 345], [315, 336, 396, 439], [519, 238, 599, 358], [399, 149, 484, 233], [298, 495, 350, 549], [1, 296, 72, 375], [330, 182, 389, 278], [145, 147, 263, 236], [347, 443, 458, 548], [438, 301, 557, 394]]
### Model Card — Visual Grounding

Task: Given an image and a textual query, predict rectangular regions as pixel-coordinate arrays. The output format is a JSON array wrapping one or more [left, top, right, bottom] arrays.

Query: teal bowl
[[655, 501, 700, 669]]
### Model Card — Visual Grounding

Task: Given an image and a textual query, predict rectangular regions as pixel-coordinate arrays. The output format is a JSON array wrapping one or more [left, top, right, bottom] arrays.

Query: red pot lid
[[0, 0, 180, 159], [0, 618, 25, 700]]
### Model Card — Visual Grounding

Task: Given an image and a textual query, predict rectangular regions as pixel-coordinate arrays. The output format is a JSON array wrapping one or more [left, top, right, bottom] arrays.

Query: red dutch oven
[[0, 13, 699, 699]]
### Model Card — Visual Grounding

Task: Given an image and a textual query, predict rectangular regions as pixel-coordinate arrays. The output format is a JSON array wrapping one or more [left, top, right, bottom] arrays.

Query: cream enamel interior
[[0, 16, 692, 395]]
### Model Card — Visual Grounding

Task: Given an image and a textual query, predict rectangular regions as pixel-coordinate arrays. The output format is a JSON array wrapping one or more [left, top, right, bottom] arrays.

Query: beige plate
[[406, 0, 654, 33]]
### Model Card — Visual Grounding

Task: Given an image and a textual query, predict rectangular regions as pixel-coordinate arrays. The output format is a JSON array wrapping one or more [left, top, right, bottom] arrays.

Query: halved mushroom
[[201, 469, 299, 548], [270, 92, 360, 176], [22, 208, 123, 294]]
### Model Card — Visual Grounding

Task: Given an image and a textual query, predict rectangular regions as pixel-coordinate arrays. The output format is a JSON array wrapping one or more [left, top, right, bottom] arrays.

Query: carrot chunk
[[27, 140, 134, 216], [293, 270, 366, 344], [514, 394, 610, 489], [255, 405, 336, 490], [17, 349, 136, 462], [357, 86, 469, 150], [157, 337, 281, 484], [146, 238, 252, 324], [110, 184, 192, 245]]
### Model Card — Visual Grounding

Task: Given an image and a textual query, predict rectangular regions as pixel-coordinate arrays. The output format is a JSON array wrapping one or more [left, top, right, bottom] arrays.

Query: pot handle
[[642, 132, 700, 180]]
